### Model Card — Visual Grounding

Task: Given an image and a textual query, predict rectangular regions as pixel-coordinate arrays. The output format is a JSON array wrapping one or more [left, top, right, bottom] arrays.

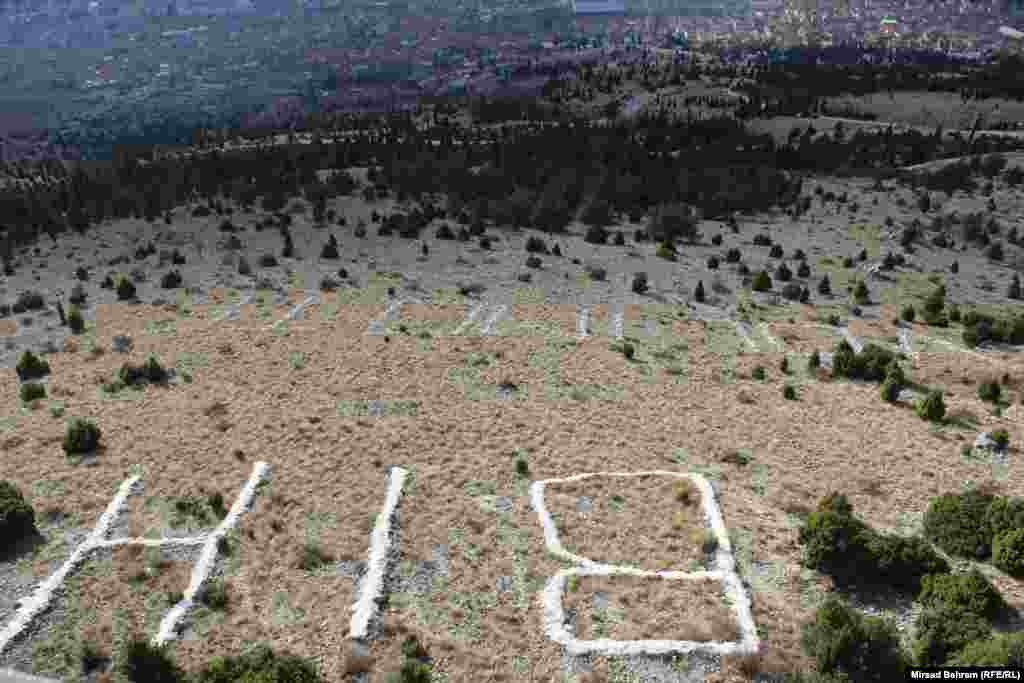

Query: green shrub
[[978, 380, 1002, 403], [780, 356, 789, 374], [798, 493, 873, 586], [752, 366, 766, 381], [525, 235, 548, 254], [993, 528, 1024, 577], [115, 275, 136, 301], [63, 417, 101, 456], [67, 304, 85, 334], [0, 480, 37, 546], [949, 632, 1024, 667], [160, 270, 183, 289], [808, 350, 821, 370], [863, 532, 949, 593], [912, 606, 992, 667], [19, 382, 46, 403], [118, 355, 170, 386], [918, 569, 1007, 620], [384, 659, 432, 683], [852, 280, 870, 304], [195, 644, 322, 683], [208, 492, 227, 519], [695, 280, 705, 302], [991, 428, 1010, 450], [985, 497, 1024, 540], [655, 241, 677, 261], [118, 635, 184, 683], [631, 272, 649, 294], [783, 385, 797, 400], [198, 579, 229, 610], [800, 596, 908, 683], [298, 542, 334, 571], [15, 350, 50, 381], [752, 270, 772, 292], [621, 342, 635, 360], [883, 359, 906, 387], [880, 377, 901, 403], [901, 305, 916, 322], [923, 489, 996, 560], [914, 389, 946, 422], [514, 456, 529, 477]]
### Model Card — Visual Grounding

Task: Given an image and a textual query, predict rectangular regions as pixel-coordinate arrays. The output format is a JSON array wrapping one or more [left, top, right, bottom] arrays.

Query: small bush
[[631, 272, 649, 294], [298, 542, 334, 572], [808, 350, 821, 370], [584, 224, 608, 245], [621, 342, 635, 360], [160, 270, 183, 289], [769, 244, 784, 258], [880, 377, 901, 403], [852, 280, 870, 305], [783, 385, 797, 400], [19, 382, 46, 403], [775, 262, 792, 282], [75, 266, 89, 281], [800, 596, 908, 683], [915, 389, 946, 423], [752, 366, 766, 381], [525, 235, 548, 254], [15, 350, 50, 381], [656, 241, 677, 261], [752, 270, 772, 292], [918, 569, 1007, 620], [259, 254, 278, 268], [119, 634, 184, 683], [818, 275, 832, 296], [15, 290, 45, 311], [198, 579, 229, 610], [949, 632, 1024, 667], [525, 255, 542, 269], [320, 235, 340, 259], [194, 644, 321, 683], [707, 255, 720, 269], [978, 379, 1002, 403], [0, 480, 37, 546], [116, 275, 136, 301], [63, 417, 101, 456], [694, 280, 705, 303], [586, 264, 607, 281], [913, 605, 992, 667], [171, 249, 186, 265], [514, 456, 529, 477], [725, 247, 741, 263], [987, 497, 1024, 540], [613, 230, 626, 246], [923, 488, 996, 560], [436, 223, 455, 240], [781, 282, 803, 301], [901, 305, 916, 323], [237, 256, 252, 276], [753, 233, 772, 246], [710, 233, 722, 246], [993, 528, 1024, 577]]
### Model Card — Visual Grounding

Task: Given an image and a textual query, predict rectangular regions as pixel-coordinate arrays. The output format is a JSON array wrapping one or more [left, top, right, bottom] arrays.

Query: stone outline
[[529, 471, 759, 658], [0, 462, 270, 656], [349, 466, 408, 642]]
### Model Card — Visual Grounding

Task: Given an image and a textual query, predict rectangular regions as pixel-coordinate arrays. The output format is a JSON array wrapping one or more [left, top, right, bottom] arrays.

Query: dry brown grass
[[2, 290, 1024, 681]]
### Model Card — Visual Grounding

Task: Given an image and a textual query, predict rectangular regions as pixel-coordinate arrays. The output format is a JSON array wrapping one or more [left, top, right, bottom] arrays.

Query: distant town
[[0, 0, 1023, 160]]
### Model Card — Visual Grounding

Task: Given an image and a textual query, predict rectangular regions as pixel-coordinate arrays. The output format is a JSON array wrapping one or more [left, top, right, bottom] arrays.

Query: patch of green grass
[[335, 399, 419, 417], [494, 318, 565, 338], [545, 381, 624, 402], [511, 286, 546, 304], [143, 318, 176, 336], [847, 224, 882, 259], [287, 351, 306, 370], [0, 415, 16, 433], [254, 289, 275, 320], [174, 289, 193, 318], [175, 351, 208, 377], [269, 590, 305, 626]]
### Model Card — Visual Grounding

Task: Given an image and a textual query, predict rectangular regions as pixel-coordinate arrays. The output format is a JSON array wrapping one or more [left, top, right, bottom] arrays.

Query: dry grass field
[[2, 142, 1024, 682]]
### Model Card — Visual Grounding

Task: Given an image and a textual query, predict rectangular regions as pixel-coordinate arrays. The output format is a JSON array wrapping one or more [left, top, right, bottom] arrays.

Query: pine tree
[[695, 280, 705, 303]]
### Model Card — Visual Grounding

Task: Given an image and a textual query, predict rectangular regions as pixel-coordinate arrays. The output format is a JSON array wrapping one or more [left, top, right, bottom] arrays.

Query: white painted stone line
[[479, 304, 508, 335], [95, 536, 208, 549], [452, 301, 485, 336], [734, 321, 759, 351], [350, 466, 409, 642], [576, 306, 591, 340], [530, 471, 759, 659], [365, 299, 403, 335], [154, 461, 270, 645], [217, 291, 255, 322], [609, 308, 624, 341], [0, 475, 141, 656], [284, 294, 319, 322]]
